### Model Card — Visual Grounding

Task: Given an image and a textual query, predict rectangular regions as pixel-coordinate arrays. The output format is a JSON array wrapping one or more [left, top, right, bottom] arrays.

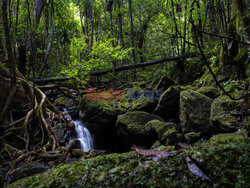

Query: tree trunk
[[84, 1, 89, 44], [18, 45, 27, 76], [117, 0, 124, 47], [1, 0, 16, 124], [36, 3, 54, 78], [128, 0, 136, 81]]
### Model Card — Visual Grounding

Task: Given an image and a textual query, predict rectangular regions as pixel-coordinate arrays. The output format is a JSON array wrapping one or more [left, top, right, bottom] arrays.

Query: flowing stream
[[63, 109, 94, 152]]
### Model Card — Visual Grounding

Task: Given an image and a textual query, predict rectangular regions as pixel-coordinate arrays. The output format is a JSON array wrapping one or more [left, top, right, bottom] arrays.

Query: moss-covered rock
[[145, 120, 177, 145], [8, 139, 250, 188], [155, 75, 175, 91], [116, 111, 163, 148], [131, 95, 157, 113], [197, 87, 219, 99], [153, 86, 181, 121], [210, 95, 242, 133], [184, 132, 201, 144], [205, 133, 245, 146], [180, 89, 213, 134], [55, 97, 76, 109]]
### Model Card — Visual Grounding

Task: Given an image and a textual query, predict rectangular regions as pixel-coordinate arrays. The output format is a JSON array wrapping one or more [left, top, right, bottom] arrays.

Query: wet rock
[[55, 97, 76, 109], [54, 123, 65, 145], [180, 89, 213, 135]]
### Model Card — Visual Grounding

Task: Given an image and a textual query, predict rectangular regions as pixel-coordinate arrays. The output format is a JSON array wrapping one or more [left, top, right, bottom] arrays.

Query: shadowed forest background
[[0, 0, 249, 187]]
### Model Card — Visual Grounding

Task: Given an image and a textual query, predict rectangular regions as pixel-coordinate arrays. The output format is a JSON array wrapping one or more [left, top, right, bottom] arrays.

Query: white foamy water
[[63, 108, 93, 152], [73, 120, 93, 152]]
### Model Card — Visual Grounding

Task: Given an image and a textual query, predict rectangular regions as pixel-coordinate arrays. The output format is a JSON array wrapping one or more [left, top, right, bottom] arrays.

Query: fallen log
[[33, 54, 196, 84]]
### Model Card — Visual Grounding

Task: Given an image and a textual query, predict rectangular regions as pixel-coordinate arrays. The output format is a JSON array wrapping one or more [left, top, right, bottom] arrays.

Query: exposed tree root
[[0, 66, 68, 163]]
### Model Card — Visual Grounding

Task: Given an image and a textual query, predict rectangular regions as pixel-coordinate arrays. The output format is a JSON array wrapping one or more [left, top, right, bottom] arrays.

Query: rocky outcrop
[[180, 89, 213, 135]]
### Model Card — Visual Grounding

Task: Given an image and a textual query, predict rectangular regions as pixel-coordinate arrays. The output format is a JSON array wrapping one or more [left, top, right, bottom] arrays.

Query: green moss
[[153, 86, 181, 120], [155, 75, 175, 91], [197, 87, 219, 99], [9, 139, 250, 188], [210, 95, 242, 132], [206, 133, 245, 146], [117, 111, 163, 136], [184, 132, 201, 144], [180, 89, 213, 134], [197, 67, 220, 87]]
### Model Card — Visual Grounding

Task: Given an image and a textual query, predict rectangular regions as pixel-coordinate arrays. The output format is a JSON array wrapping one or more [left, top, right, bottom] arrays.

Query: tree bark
[[1, 0, 16, 124], [128, 0, 136, 81], [117, 0, 124, 47], [36, 2, 54, 78]]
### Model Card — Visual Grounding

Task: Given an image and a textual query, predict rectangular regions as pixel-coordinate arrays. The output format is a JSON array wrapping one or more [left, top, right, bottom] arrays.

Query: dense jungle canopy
[[0, 0, 249, 187]]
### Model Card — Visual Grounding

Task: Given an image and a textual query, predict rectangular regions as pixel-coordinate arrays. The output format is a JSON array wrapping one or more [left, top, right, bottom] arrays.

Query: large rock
[[155, 75, 175, 91], [197, 87, 219, 99], [55, 96, 76, 109], [210, 95, 242, 133], [131, 95, 157, 113], [54, 123, 65, 145], [145, 120, 177, 145], [153, 86, 181, 121], [11, 162, 49, 183], [116, 111, 163, 148], [79, 95, 127, 131], [180, 89, 213, 134]]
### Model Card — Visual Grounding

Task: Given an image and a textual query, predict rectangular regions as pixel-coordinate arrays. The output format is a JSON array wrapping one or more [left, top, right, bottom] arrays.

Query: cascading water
[[63, 109, 93, 152], [72, 120, 93, 152]]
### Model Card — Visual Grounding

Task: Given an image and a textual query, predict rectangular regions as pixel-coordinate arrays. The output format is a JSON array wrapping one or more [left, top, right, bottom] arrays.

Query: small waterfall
[[73, 120, 93, 152], [63, 108, 93, 152]]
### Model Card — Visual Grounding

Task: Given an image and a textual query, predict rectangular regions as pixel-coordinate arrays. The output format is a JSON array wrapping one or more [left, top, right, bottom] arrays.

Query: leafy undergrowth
[[8, 139, 250, 188]]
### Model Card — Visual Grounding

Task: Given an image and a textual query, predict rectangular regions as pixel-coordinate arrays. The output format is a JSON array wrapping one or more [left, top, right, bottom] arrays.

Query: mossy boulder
[[55, 97, 76, 109], [153, 86, 181, 121], [131, 95, 157, 113], [180, 89, 213, 134], [210, 95, 242, 133], [145, 120, 177, 145], [79, 95, 128, 132], [205, 133, 245, 146], [184, 132, 201, 144], [116, 111, 163, 148], [8, 139, 250, 188], [155, 75, 175, 91], [197, 87, 219, 99]]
